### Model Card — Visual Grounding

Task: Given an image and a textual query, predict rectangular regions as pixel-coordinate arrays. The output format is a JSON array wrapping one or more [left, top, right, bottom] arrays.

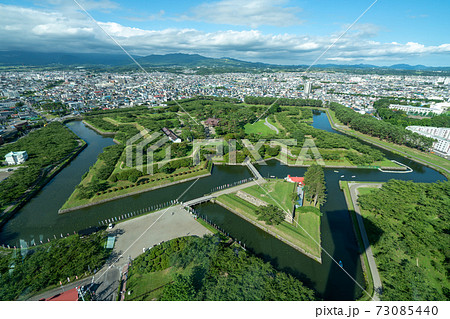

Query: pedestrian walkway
[[348, 182, 383, 301]]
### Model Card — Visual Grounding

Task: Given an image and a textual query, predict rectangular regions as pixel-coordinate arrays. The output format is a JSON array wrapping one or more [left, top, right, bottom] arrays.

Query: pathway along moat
[[0, 113, 446, 300]]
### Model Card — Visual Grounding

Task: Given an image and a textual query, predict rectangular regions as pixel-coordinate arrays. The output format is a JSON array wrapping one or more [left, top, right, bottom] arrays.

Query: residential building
[[406, 126, 450, 157], [5, 151, 28, 165]]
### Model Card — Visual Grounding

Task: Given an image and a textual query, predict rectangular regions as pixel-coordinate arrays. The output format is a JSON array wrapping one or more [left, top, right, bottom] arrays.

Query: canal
[[0, 112, 446, 300]]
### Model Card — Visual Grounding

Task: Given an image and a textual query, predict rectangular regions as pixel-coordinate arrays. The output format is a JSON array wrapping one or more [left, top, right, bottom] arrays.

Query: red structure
[[45, 288, 79, 301], [286, 175, 305, 186], [205, 118, 220, 127]]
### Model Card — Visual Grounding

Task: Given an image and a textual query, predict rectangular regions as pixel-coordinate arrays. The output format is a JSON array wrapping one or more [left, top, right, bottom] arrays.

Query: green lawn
[[244, 119, 277, 135], [357, 187, 377, 196], [61, 164, 210, 210], [241, 179, 295, 212], [216, 183, 321, 260], [125, 267, 178, 301]]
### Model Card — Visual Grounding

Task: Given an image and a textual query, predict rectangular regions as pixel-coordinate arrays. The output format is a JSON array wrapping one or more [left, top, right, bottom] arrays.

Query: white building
[[304, 81, 312, 95], [406, 126, 450, 157], [389, 102, 449, 116], [5, 151, 28, 165]]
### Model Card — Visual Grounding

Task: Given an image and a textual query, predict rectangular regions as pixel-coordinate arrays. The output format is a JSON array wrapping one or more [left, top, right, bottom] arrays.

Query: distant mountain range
[[0, 50, 449, 72]]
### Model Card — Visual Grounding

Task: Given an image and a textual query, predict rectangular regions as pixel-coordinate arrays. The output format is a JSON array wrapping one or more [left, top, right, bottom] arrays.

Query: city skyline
[[1, 0, 450, 66]]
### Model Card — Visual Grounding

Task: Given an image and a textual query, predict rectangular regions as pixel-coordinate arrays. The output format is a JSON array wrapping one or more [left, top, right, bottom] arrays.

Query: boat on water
[[339, 260, 343, 268], [340, 175, 344, 178], [334, 170, 339, 173], [351, 175, 356, 178]]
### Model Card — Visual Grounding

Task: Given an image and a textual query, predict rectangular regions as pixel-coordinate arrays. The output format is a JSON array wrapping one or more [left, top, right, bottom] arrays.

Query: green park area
[[215, 179, 321, 260], [61, 96, 412, 212], [356, 180, 449, 300], [124, 235, 316, 301], [0, 233, 108, 300], [0, 122, 84, 219], [339, 180, 381, 300], [327, 105, 450, 177]]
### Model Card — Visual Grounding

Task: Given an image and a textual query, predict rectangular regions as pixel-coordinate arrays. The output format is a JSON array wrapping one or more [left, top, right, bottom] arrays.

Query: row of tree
[[276, 112, 385, 163], [303, 164, 326, 207], [244, 96, 323, 107], [330, 103, 435, 151]]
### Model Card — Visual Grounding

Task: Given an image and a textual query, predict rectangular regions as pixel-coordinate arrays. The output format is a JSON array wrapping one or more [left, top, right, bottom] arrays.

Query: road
[[264, 117, 279, 134], [29, 205, 211, 301], [107, 205, 211, 270], [348, 182, 383, 301]]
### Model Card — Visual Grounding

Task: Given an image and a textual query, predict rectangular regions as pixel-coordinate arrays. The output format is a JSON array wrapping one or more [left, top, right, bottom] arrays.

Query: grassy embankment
[[215, 179, 321, 260], [326, 109, 450, 178], [61, 116, 209, 211], [339, 180, 380, 301], [281, 153, 402, 169], [61, 160, 210, 211]]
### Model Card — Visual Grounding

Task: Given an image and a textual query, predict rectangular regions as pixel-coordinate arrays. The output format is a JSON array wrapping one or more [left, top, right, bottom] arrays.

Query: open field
[[244, 119, 277, 135], [241, 179, 295, 212], [215, 179, 321, 260]]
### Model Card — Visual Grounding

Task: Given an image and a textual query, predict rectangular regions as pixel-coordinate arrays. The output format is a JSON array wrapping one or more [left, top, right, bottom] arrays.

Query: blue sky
[[1, 0, 449, 66]]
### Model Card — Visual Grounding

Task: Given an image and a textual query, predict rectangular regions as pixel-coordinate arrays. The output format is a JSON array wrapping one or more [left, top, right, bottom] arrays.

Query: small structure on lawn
[[286, 175, 305, 208], [105, 236, 116, 249], [286, 175, 304, 186]]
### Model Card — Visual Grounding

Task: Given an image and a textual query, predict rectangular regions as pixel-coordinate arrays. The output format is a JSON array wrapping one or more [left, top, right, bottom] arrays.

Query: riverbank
[[272, 156, 406, 170], [325, 109, 450, 179], [0, 138, 87, 228], [340, 180, 383, 301], [214, 198, 322, 263], [82, 120, 117, 136], [59, 170, 211, 214]]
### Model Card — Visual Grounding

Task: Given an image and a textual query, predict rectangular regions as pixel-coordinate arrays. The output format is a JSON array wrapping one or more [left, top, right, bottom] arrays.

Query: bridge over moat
[[182, 160, 266, 207]]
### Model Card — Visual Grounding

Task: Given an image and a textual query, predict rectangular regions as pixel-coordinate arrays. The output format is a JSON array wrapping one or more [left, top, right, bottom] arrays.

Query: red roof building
[[286, 175, 305, 186], [45, 288, 79, 301], [205, 118, 220, 127]]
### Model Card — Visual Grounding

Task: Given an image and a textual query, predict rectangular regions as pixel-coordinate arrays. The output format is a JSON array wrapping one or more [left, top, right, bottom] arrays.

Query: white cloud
[[0, 4, 449, 65], [185, 0, 303, 28]]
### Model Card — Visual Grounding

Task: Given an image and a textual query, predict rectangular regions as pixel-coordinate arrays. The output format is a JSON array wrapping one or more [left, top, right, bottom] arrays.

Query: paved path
[[107, 206, 211, 269], [264, 117, 279, 134], [28, 277, 93, 301], [348, 182, 383, 301], [29, 206, 211, 301]]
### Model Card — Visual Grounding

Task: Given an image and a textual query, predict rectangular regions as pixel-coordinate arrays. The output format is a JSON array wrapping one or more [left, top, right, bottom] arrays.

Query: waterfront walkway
[[348, 182, 383, 301]]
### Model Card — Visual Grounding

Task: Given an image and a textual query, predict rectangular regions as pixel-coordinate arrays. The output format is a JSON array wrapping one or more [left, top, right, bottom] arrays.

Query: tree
[[160, 274, 196, 301], [255, 205, 285, 225], [303, 164, 326, 207]]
